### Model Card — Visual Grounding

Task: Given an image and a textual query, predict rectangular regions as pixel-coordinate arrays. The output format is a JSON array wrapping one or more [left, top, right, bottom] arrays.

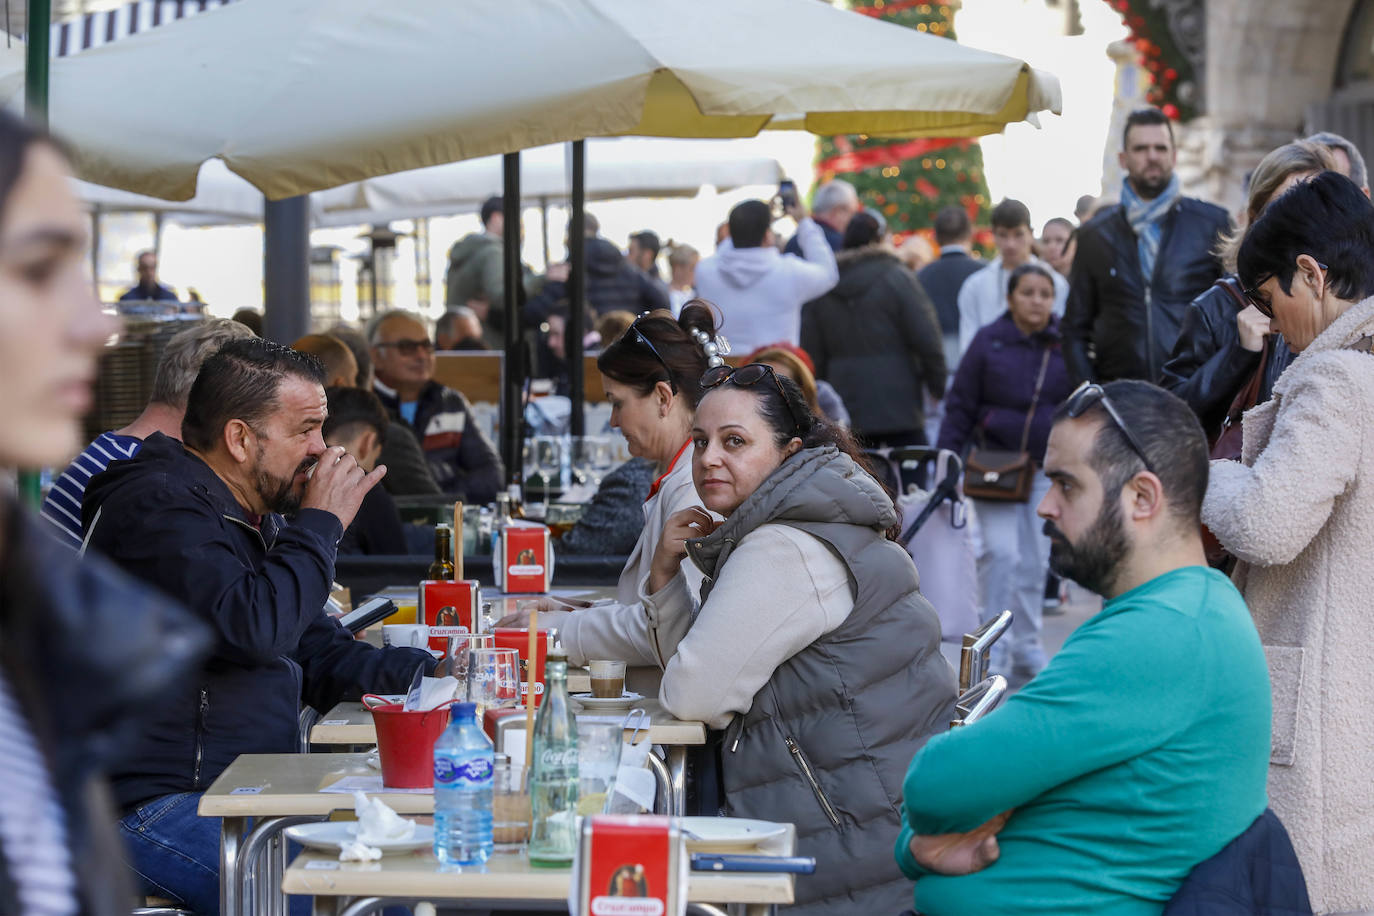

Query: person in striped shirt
[[40, 317, 254, 544]]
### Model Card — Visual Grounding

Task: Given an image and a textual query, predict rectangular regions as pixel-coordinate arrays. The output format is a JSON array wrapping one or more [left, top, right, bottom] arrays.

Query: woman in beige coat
[[1203, 172, 1374, 914]]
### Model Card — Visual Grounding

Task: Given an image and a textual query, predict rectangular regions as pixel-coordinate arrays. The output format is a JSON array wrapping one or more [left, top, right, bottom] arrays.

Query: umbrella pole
[[568, 141, 586, 437], [500, 152, 523, 487], [263, 196, 311, 344], [538, 196, 550, 270], [18, 0, 50, 510]]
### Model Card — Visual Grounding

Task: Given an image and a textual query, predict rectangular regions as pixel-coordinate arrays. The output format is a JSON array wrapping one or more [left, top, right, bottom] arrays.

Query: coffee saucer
[[570, 691, 643, 710]]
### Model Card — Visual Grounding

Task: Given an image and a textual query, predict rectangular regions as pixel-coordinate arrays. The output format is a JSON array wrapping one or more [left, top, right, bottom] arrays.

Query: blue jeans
[[118, 791, 320, 916]]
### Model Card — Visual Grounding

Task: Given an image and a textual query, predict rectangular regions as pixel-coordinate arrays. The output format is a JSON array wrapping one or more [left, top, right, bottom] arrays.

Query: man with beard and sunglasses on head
[[80, 338, 436, 913], [894, 380, 1288, 916]]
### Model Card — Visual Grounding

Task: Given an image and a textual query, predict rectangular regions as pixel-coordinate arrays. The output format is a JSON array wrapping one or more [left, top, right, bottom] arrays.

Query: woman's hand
[[648, 507, 719, 593], [492, 596, 579, 629], [1236, 304, 1272, 352]]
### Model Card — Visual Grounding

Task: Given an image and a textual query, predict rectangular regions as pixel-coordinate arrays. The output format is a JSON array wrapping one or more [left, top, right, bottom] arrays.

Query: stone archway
[[1175, 0, 1356, 213]]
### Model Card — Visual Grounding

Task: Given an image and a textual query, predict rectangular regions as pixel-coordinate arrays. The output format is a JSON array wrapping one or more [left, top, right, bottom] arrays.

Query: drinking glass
[[492, 760, 531, 851], [568, 436, 596, 490], [446, 632, 494, 685], [467, 647, 520, 719], [534, 436, 563, 510], [576, 721, 624, 816]]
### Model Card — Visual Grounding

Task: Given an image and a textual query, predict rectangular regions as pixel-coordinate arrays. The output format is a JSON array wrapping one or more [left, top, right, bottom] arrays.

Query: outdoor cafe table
[[282, 825, 798, 915], [310, 697, 706, 816]]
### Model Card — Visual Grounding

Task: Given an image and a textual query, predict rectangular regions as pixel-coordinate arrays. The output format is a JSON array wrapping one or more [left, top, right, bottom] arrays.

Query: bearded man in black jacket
[[1064, 107, 1230, 385], [82, 338, 435, 913]]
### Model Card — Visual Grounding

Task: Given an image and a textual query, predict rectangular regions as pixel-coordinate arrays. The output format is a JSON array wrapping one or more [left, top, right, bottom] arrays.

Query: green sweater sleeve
[[900, 605, 1197, 836]]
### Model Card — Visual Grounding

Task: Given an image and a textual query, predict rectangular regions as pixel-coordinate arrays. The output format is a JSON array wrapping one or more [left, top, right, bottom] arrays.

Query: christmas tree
[[815, 0, 994, 250]]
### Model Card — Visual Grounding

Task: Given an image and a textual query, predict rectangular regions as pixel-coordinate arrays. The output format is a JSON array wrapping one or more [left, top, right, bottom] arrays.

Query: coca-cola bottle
[[528, 647, 578, 866]]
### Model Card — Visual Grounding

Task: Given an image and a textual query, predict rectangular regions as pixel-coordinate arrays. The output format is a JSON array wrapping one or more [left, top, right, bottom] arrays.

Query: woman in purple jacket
[[937, 263, 1073, 679]]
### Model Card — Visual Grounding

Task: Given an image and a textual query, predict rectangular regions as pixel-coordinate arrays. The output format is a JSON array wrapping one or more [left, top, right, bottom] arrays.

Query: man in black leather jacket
[[1064, 108, 1229, 385]]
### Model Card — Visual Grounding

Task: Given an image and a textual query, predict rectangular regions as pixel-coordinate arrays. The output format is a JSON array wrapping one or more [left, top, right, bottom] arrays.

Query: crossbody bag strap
[[1018, 347, 1053, 453]]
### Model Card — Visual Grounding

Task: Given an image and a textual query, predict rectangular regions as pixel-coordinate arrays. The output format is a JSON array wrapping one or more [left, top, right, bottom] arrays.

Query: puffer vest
[[686, 447, 958, 914]]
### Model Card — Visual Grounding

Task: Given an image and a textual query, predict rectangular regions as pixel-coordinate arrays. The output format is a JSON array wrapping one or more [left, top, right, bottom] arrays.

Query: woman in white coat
[[498, 305, 717, 678], [1203, 172, 1374, 914]]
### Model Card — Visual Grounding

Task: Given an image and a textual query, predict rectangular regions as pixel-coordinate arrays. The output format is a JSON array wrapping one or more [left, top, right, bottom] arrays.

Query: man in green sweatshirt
[[896, 380, 1271, 915]]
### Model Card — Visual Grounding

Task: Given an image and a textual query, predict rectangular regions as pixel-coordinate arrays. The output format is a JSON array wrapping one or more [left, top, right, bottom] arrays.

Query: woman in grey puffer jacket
[[644, 363, 958, 914]]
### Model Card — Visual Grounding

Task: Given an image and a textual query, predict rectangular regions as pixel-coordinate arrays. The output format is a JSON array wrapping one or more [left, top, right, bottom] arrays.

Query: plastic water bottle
[[433, 701, 494, 864]]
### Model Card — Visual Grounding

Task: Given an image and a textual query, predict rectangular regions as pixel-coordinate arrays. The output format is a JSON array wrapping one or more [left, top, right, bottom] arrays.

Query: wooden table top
[[199, 753, 437, 817], [311, 696, 704, 747], [281, 825, 796, 905]]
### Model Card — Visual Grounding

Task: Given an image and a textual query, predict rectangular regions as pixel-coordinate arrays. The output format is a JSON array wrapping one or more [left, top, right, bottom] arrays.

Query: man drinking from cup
[[82, 338, 435, 913]]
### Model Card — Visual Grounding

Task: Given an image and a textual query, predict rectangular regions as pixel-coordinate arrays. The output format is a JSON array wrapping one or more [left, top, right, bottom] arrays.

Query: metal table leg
[[665, 745, 688, 816], [236, 814, 327, 916], [220, 816, 246, 916]]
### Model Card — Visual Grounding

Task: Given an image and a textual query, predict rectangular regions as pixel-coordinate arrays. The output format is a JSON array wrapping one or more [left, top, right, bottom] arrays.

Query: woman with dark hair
[[938, 263, 1073, 680], [0, 110, 205, 912], [645, 364, 956, 914], [800, 207, 946, 458], [1204, 170, 1374, 913], [496, 304, 719, 682]]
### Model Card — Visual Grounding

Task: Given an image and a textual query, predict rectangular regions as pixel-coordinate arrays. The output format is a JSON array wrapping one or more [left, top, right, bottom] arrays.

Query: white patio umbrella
[[15, 0, 1060, 201]]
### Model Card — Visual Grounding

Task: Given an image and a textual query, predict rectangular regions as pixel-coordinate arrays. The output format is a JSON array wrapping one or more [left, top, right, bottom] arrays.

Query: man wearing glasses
[[894, 381, 1282, 915], [369, 309, 503, 505]]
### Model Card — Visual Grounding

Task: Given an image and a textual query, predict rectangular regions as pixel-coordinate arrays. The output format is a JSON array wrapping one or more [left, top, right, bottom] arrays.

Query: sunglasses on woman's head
[[627, 313, 676, 392], [700, 363, 805, 435], [1063, 381, 1155, 474]]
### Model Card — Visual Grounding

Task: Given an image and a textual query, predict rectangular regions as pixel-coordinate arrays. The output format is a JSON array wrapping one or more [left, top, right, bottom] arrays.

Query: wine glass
[[533, 436, 563, 512]]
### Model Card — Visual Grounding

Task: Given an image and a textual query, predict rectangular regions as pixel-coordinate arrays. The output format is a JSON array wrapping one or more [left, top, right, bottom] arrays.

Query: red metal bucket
[[363, 696, 452, 788]]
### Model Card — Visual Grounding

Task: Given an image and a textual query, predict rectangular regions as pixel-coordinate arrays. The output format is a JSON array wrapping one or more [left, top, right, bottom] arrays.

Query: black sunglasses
[[1243, 260, 1327, 319], [628, 314, 676, 392], [375, 338, 435, 356], [1063, 381, 1155, 474], [700, 363, 805, 435]]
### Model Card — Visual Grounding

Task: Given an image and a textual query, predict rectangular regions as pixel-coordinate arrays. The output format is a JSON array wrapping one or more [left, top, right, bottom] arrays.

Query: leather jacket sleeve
[[1159, 282, 1259, 433]]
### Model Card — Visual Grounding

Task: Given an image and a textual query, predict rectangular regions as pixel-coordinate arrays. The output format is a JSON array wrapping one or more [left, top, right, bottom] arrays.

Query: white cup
[[382, 623, 429, 649]]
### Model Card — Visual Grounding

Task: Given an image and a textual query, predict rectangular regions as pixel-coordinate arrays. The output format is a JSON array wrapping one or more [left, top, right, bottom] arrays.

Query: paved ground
[[939, 581, 1102, 692]]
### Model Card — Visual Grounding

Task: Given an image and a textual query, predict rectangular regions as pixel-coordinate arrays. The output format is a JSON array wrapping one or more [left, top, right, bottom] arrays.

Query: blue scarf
[[1121, 173, 1181, 289]]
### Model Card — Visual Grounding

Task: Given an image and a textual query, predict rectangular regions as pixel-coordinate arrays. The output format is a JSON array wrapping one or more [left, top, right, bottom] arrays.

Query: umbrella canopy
[[19, 0, 1060, 201], [70, 137, 785, 226]]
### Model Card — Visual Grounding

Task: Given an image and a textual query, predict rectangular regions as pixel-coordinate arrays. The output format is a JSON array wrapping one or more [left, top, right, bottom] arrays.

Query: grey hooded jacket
[[686, 446, 958, 914]]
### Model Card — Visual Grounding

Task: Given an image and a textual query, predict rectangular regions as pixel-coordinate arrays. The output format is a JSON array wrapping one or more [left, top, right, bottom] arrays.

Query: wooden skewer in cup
[[451, 501, 464, 580], [525, 605, 537, 769]]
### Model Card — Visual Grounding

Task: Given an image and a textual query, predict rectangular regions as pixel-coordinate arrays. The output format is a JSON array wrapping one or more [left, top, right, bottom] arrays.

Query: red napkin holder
[[497, 524, 552, 593], [494, 627, 550, 706], [577, 815, 683, 915], [483, 706, 525, 743], [420, 578, 480, 654]]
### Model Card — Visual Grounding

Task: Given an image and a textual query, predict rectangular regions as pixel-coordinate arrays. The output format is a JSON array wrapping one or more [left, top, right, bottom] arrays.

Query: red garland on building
[[1101, 0, 1197, 120], [813, 1, 994, 249]]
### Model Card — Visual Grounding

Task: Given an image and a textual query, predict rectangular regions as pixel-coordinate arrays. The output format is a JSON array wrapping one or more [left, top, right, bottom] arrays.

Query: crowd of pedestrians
[[10, 97, 1374, 916]]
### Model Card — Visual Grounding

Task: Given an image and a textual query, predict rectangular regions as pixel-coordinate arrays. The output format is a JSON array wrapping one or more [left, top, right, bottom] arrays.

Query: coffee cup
[[382, 623, 430, 649], [588, 659, 626, 698]]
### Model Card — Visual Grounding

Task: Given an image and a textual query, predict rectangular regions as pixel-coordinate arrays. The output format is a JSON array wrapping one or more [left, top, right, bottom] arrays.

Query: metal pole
[[262, 195, 311, 344], [499, 152, 523, 485], [568, 141, 586, 437], [538, 196, 550, 269], [25, 0, 50, 128], [19, 0, 51, 509]]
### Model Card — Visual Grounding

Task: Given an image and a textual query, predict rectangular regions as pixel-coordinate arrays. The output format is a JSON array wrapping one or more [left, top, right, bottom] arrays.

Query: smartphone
[[777, 179, 798, 213], [690, 853, 817, 874], [338, 596, 397, 635]]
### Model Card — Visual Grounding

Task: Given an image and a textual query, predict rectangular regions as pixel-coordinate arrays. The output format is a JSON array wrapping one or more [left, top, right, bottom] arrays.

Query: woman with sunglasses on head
[[647, 363, 956, 915], [496, 305, 717, 686], [937, 262, 1074, 681], [0, 110, 206, 912], [1160, 140, 1335, 436], [1203, 170, 1374, 915]]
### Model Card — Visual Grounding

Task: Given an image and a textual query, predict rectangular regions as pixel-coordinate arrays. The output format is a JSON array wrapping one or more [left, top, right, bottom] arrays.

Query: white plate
[[570, 691, 644, 710], [680, 817, 788, 849], [284, 821, 434, 854]]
